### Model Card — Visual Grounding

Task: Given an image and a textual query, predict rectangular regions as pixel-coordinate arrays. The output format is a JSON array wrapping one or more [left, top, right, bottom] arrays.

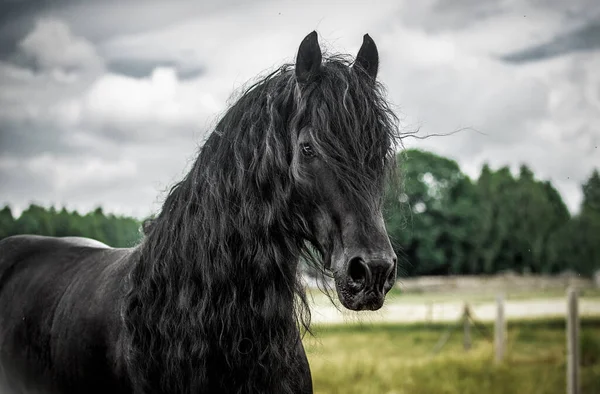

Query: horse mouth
[[333, 276, 388, 311]]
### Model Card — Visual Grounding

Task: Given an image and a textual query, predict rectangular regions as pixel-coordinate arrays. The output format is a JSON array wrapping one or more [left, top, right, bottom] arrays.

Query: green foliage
[[582, 169, 600, 215], [467, 164, 570, 275], [386, 149, 479, 276], [543, 169, 600, 277], [0, 204, 143, 248], [384, 149, 598, 277], [547, 215, 600, 276]]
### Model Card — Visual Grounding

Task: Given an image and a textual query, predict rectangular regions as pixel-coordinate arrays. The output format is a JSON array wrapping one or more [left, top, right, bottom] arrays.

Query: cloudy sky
[[0, 0, 599, 219]]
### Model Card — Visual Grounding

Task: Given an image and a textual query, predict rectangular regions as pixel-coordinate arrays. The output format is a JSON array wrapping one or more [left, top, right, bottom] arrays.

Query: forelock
[[292, 56, 400, 201]]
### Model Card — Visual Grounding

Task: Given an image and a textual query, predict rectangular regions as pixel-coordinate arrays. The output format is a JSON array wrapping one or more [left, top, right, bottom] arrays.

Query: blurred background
[[0, 0, 599, 393]]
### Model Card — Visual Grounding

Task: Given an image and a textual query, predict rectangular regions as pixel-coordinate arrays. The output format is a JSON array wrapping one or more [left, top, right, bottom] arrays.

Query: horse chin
[[333, 275, 386, 312]]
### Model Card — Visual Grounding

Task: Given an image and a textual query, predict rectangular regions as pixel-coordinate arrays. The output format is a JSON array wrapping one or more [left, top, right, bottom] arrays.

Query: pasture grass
[[303, 318, 600, 394]]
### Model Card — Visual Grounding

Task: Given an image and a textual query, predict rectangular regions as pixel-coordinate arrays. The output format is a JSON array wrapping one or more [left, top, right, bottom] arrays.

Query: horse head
[[291, 31, 399, 311]]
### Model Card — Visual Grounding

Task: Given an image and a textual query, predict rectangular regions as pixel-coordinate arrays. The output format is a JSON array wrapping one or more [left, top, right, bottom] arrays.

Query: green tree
[[467, 165, 570, 275], [385, 149, 478, 276], [0, 206, 15, 239], [509, 166, 570, 273], [14, 204, 54, 235], [548, 169, 600, 276], [0, 204, 143, 248], [582, 169, 600, 216]]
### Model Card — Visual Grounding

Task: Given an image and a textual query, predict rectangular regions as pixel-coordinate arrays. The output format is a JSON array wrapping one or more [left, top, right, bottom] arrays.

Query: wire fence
[[428, 288, 582, 394]]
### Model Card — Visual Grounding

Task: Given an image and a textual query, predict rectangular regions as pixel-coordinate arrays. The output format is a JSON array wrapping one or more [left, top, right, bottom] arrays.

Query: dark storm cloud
[[0, 117, 123, 159], [7, 50, 86, 75], [0, 0, 244, 69], [106, 58, 206, 80], [502, 21, 600, 63], [0, 120, 65, 157], [37, 0, 251, 43]]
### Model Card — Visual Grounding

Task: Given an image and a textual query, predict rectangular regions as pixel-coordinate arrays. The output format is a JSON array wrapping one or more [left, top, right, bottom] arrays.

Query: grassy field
[[303, 318, 600, 394]]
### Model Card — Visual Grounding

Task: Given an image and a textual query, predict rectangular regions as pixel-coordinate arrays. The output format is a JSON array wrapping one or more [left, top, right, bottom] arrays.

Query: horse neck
[[138, 164, 304, 337], [126, 184, 307, 392]]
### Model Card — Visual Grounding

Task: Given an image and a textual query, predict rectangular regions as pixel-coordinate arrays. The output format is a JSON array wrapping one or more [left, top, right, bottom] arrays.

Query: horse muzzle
[[335, 254, 397, 311]]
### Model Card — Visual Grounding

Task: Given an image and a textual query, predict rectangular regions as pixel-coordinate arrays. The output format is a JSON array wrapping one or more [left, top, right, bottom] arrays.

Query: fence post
[[567, 287, 580, 394], [494, 294, 505, 364], [463, 303, 471, 351]]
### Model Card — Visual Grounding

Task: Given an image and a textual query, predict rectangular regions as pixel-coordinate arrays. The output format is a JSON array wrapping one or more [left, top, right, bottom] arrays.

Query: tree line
[[0, 148, 598, 277], [0, 206, 143, 248], [384, 149, 599, 277]]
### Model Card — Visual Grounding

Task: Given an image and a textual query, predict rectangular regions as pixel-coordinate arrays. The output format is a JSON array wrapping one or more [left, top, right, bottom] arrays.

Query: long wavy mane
[[121, 53, 400, 393]]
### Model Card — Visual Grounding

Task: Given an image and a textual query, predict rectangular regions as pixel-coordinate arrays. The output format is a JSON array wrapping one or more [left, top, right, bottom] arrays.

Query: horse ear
[[295, 31, 322, 84], [354, 34, 379, 80]]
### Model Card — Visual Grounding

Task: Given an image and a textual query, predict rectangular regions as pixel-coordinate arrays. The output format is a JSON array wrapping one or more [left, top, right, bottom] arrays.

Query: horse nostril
[[347, 257, 370, 289], [388, 256, 398, 283], [386, 266, 396, 284], [364, 259, 395, 293]]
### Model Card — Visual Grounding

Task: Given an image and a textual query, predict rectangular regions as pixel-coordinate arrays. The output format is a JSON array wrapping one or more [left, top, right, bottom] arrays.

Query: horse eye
[[300, 143, 316, 158]]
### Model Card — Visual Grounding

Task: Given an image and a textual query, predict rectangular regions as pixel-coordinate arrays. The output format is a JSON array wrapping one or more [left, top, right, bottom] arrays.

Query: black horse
[[0, 31, 400, 394]]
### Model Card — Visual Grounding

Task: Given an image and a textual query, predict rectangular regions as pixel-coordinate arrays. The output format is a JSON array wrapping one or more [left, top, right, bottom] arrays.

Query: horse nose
[[366, 258, 397, 293], [347, 255, 396, 293]]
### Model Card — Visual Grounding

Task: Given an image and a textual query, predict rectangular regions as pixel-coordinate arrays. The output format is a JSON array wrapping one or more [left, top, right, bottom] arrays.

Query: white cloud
[[27, 154, 137, 191], [0, 153, 141, 216], [100, 0, 400, 89], [18, 18, 103, 75], [0, 18, 107, 158], [77, 67, 221, 142]]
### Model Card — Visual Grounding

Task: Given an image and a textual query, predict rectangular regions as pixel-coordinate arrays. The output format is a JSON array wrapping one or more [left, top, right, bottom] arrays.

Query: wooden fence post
[[494, 294, 505, 364], [567, 287, 580, 394], [463, 303, 471, 351]]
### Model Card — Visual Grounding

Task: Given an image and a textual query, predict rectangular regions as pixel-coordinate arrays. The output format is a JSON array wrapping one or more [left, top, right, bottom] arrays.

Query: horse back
[[0, 235, 134, 394]]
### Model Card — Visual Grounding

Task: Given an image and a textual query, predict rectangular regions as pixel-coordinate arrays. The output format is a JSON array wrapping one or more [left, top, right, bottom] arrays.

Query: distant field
[[387, 287, 600, 303], [306, 287, 600, 306], [305, 287, 600, 325], [303, 318, 600, 394]]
